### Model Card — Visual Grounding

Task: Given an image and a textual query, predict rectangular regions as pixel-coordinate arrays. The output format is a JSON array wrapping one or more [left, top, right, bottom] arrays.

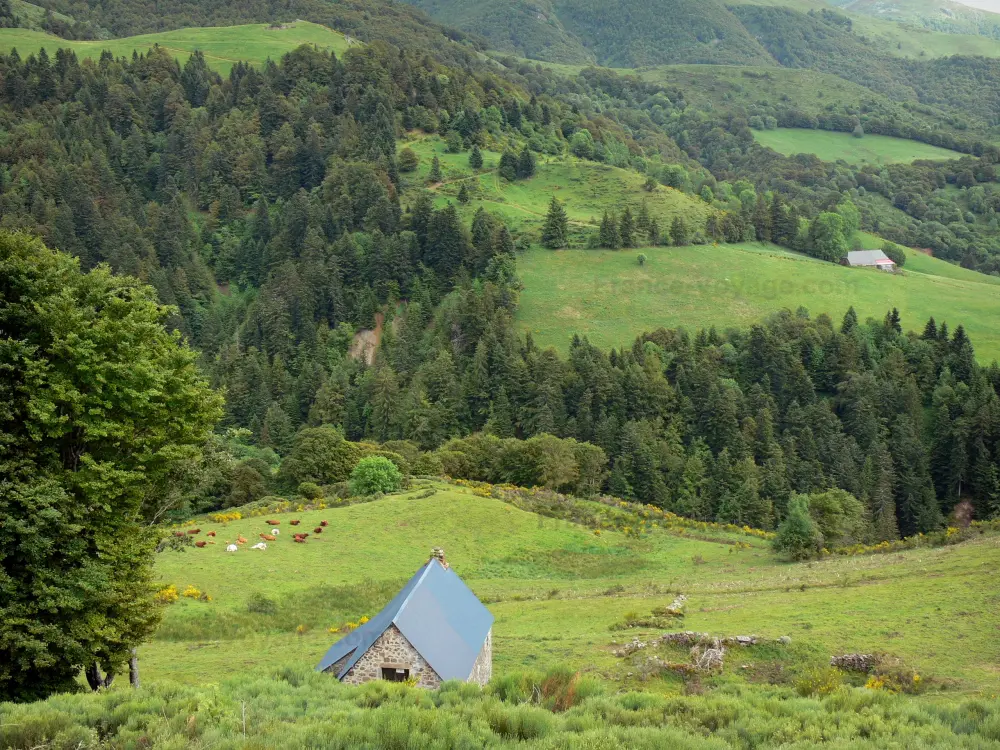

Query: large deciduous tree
[[0, 233, 222, 702]]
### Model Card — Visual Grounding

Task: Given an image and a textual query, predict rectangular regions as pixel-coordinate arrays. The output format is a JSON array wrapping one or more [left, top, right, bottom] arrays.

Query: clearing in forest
[[753, 127, 962, 164], [0, 21, 352, 73]]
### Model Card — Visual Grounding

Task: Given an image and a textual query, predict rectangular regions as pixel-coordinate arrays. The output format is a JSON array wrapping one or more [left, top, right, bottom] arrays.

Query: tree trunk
[[129, 649, 140, 689], [85, 662, 102, 691], [85, 662, 116, 691]]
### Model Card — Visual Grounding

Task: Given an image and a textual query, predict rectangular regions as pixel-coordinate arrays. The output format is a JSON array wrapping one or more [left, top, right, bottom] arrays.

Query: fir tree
[[428, 155, 442, 183], [516, 146, 536, 179], [619, 207, 637, 248], [457, 182, 471, 204], [599, 211, 621, 249], [485, 387, 516, 438], [541, 197, 569, 249], [671, 216, 690, 246], [469, 144, 483, 170]]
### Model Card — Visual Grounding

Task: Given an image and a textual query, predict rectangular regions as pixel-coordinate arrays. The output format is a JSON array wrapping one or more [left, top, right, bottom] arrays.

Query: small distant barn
[[842, 249, 896, 272], [315, 549, 493, 688]]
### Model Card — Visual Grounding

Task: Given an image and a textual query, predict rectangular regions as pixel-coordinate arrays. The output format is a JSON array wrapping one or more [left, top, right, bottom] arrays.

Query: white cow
[[226, 544, 238, 553], [271, 528, 280, 536], [251, 542, 268, 551]]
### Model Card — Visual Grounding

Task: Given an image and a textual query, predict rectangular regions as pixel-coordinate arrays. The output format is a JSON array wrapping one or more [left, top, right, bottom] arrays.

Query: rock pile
[[830, 654, 878, 672], [659, 631, 762, 648]]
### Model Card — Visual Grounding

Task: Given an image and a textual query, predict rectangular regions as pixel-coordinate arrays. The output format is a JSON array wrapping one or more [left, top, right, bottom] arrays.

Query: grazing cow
[[236, 536, 247, 545], [314, 527, 323, 534], [290, 520, 301, 526], [195, 541, 207, 548], [251, 542, 267, 551], [187, 529, 201, 535], [173, 531, 185, 537], [293, 537, 306, 543], [207, 531, 216, 537], [320, 520, 328, 527], [226, 544, 238, 552], [266, 519, 280, 526], [260, 534, 276, 541]]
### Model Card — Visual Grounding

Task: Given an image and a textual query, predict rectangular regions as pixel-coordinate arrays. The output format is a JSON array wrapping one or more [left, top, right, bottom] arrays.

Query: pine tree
[[541, 197, 569, 249], [428, 154, 442, 183], [485, 387, 516, 438], [619, 207, 637, 248], [922, 317, 938, 340], [636, 201, 651, 235], [648, 218, 660, 246], [457, 182, 471, 204], [599, 211, 621, 249], [516, 146, 536, 179], [368, 366, 400, 442], [671, 216, 690, 246], [841, 306, 858, 334], [498, 150, 518, 182], [883, 307, 901, 335], [469, 144, 483, 170]]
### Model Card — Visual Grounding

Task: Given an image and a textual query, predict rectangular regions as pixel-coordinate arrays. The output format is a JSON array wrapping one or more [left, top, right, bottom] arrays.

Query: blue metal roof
[[315, 559, 494, 682]]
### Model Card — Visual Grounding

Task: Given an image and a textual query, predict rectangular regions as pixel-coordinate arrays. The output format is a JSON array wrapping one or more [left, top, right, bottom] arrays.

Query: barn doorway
[[381, 666, 410, 682]]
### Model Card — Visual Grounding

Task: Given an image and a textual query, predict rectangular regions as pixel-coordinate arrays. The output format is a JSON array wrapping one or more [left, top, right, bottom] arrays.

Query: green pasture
[[399, 136, 711, 234], [145, 481, 1000, 695], [517, 242, 1000, 360], [753, 127, 961, 164], [0, 21, 352, 73]]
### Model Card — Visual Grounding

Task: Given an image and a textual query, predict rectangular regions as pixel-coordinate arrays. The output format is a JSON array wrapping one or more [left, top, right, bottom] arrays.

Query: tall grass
[[3, 666, 999, 749]]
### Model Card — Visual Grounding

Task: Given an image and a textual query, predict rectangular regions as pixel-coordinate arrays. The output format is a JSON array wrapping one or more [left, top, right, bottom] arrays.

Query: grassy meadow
[[753, 127, 962, 164], [517, 242, 1000, 360], [142, 480, 1000, 697], [398, 135, 711, 236], [0, 22, 352, 73]]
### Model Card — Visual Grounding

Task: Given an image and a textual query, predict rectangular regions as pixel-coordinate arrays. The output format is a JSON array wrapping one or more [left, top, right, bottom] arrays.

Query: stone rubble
[[830, 653, 878, 672]]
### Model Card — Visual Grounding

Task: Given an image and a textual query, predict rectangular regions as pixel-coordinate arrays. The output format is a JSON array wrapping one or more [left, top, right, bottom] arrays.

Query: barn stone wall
[[468, 628, 492, 686], [342, 625, 442, 689]]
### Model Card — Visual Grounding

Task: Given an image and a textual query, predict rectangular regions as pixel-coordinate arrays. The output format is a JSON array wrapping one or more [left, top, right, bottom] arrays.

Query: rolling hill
[[403, 0, 779, 66], [0, 22, 353, 73], [144, 480, 1000, 693]]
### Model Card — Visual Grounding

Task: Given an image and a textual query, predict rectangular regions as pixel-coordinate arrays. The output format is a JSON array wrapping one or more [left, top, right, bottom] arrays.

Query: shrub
[[350, 456, 404, 496], [247, 593, 278, 615], [398, 147, 419, 172], [796, 667, 843, 696], [774, 495, 822, 560], [155, 585, 179, 604], [298, 482, 323, 500]]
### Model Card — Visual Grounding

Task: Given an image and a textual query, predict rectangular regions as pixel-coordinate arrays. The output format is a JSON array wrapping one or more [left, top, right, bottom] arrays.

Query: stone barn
[[315, 549, 493, 688]]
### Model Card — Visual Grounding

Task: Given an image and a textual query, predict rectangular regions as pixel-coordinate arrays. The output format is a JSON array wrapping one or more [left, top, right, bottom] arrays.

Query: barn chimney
[[430, 547, 448, 568]]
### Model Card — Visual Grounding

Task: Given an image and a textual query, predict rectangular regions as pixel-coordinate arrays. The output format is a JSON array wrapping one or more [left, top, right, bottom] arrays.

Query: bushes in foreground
[[3, 666, 1000, 749]]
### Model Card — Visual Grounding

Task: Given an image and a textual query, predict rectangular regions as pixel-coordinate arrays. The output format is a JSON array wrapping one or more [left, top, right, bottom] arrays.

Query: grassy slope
[[517, 241, 1000, 361], [147, 482, 1000, 694], [0, 21, 352, 73], [753, 128, 962, 164], [399, 135, 713, 234]]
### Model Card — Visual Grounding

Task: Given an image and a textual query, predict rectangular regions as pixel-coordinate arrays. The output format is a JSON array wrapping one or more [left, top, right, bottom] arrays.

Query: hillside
[[0, 21, 352, 72], [832, 0, 1000, 38], [144, 481, 1000, 692], [398, 136, 713, 235], [404, 0, 778, 66], [518, 241, 1000, 360]]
